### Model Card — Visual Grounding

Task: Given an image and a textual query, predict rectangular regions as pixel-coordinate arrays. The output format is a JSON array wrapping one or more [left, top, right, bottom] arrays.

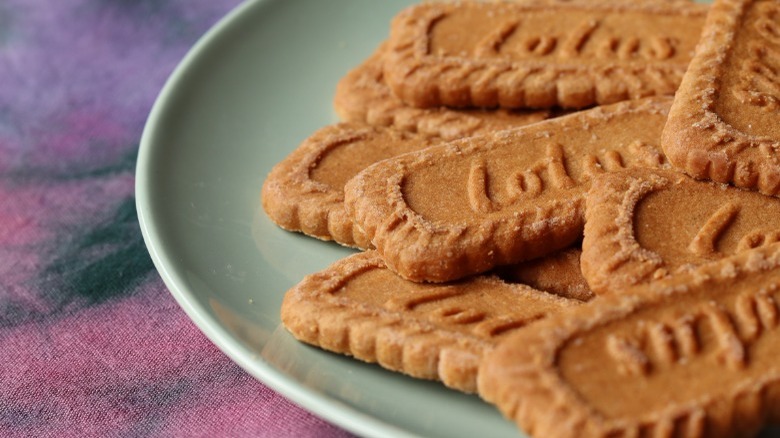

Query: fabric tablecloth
[[0, 1, 353, 436]]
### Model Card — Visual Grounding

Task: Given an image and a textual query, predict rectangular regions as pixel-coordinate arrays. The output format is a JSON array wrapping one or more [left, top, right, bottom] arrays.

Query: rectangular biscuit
[[262, 123, 439, 248], [582, 168, 780, 294], [334, 45, 552, 140], [383, 1, 706, 109], [344, 97, 672, 283], [281, 250, 579, 393], [479, 243, 780, 437], [662, 0, 780, 197]]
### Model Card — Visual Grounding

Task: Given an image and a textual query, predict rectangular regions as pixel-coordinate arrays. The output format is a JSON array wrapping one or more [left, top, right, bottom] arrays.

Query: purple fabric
[[0, 1, 352, 436]]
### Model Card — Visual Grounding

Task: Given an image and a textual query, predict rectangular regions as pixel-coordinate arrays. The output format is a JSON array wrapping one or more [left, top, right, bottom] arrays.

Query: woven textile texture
[[0, 1, 352, 436]]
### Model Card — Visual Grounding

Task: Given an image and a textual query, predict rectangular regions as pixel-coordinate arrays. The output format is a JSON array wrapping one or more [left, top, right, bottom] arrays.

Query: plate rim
[[134, 1, 421, 437]]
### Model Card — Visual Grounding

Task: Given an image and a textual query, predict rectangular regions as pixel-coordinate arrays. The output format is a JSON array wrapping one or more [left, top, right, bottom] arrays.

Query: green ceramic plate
[[136, 1, 519, 437], [137, 1, 716, 437]]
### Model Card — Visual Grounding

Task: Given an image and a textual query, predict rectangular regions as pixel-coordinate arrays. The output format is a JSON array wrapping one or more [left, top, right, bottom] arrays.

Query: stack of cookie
[[262, 0, 780, 436]]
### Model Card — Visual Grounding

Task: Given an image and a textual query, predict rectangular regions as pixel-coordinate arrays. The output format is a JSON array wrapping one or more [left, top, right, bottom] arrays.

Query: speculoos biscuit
[[344, 97, 672, 283], [663, 0, 780, 197], [497, 247, 594, 301], [582, 168, 780, 294], [281, 250, 579, 393], [261, 123, 438, 248], [333, 45, 552, 140], [479, 243, 780, 437], [383, 1, 706, 109]]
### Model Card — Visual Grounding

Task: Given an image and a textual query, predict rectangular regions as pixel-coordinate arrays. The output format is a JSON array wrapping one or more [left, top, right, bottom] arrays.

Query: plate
[[137, 1, 725, 437], [136, 0, 520, 437]]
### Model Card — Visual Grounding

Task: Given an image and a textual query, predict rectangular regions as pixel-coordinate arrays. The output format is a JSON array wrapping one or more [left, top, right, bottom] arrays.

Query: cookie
[[497, 247, 594, 301], [479, 242, 780, 438], [281, 250, 579, 393], [383, 1, 706, 109], [583, 168, 780, 294], [333, 44, 552, 140], [261, 123, 439, 248], [344, 97, 672, 283], [662, 0, 780, 197]]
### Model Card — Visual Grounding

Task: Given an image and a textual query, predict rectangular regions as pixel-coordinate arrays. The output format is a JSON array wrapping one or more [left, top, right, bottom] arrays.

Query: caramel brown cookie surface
[[344, 97, 672, 283], [383, 1, 706, 109], [582, 168, 780, 294], [333, 45, 552, 140], [480, 243, 780, 438], [261, 123, 438, 248], [663, 0, 780, 197], [281, 250, 578, 393], [497, 247, 594, 301]]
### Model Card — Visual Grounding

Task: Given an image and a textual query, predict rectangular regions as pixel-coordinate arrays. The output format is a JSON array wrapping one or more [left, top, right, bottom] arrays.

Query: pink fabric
[[0, 1, 352, 436]]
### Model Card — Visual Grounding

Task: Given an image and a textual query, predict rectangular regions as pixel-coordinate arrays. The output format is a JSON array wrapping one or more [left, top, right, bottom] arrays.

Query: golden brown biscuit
[[333, 45, 552, 140], [663, 0, 780, 197], [383, 1, 706, 109], [344, 97, 672, 283], [261, 123, 439, 248], [497, 247, 594, 301], [479, 243, 780, 438], [583, 168, 780, 294], [281, 250, 578, 393]]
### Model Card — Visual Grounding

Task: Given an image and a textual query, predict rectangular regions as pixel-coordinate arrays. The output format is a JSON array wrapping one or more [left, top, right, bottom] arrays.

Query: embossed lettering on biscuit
[[663, 0, 780, 197], [582, 168, 780, 294], [280, 250, 578, 393], [333, 45, 551, 140], [345, 97, 672, 283], [479, 244, 780, 438], [384, 1, 706, 109]]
